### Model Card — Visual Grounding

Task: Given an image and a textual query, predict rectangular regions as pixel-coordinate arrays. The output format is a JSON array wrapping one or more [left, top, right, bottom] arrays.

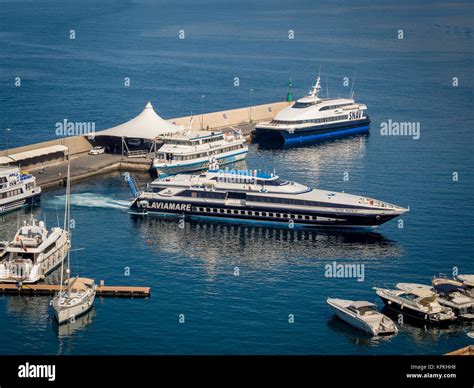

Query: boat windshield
[[293, 102, 315, 109], [256, 178, 288, 186], [357, 305, 376, 315]]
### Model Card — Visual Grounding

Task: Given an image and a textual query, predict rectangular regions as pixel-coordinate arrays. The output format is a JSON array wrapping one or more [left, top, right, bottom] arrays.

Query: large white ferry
[[129, 168, 407, 229], [0, 166, 41, 215], [0, 217, 69, 283], [255, 76, 370, 144], [152, 129, 248, 177]]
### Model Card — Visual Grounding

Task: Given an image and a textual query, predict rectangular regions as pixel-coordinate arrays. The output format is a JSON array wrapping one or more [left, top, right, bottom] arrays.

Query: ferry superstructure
[[152, 129, 248, 176], [129, 169, 407, 228], [0, 166, 41, 215], [0, 218, 69, 283], [255, 76, 370, 144]]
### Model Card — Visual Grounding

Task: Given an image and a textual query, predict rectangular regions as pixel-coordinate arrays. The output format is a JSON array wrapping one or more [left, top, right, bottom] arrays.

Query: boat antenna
[[350, 72, 356, 99], [326, 76, 329, 98]]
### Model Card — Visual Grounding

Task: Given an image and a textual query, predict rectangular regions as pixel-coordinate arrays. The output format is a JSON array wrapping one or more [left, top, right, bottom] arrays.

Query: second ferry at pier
[[153, 129, 248, 177], [0, 166, 41, 216], [129, 168, 407, 229], [254, 76, 370, 144]]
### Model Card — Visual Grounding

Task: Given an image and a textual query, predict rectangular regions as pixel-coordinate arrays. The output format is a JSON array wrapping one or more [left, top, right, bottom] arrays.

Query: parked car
[[89, 146, 105, 155]]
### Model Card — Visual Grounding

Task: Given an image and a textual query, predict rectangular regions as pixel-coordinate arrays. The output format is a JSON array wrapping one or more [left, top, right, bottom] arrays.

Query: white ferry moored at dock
[[0, 166, 41, 215], [0, 217, 69, 283], [129, 168, 407, 228], [152, 129, 248, 176], [255, 76, 370, 144]]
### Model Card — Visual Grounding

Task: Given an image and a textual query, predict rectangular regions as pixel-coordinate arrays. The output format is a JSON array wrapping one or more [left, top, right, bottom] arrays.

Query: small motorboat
[[396, 281, 474, 321], [456, 274, 474, 289], [327, 298, 398, 336], [374, 287, 457, 325]]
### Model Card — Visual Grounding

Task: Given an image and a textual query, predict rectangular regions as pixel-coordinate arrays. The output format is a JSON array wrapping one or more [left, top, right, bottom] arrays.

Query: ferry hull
[[255, 118, 370, 145], [130, 198, 400, 229], [0, 192, 41, 216], [154, 151, 248, 177]]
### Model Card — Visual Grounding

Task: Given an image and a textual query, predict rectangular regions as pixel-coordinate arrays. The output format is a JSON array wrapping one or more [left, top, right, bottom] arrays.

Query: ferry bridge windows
[[319, 103, 353, 111], [271, 115, 350, 126], [293, 102, 315, 109]]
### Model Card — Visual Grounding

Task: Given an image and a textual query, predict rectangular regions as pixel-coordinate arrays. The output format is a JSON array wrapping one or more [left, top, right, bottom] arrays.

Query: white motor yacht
[[327, 298, 398, 336], [0, 217, 69, 283]]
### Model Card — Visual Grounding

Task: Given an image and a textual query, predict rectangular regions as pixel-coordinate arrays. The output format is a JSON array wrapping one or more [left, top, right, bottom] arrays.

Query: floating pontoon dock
[[0, 283, 151, 298]]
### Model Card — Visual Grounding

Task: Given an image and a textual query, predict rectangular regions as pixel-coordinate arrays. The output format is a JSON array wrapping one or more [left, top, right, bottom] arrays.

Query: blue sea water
[[0, 0, 473, 355]]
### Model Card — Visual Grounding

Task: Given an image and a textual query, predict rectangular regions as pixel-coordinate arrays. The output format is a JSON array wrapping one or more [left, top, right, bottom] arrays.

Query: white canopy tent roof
[[96, 102, 182, 140]]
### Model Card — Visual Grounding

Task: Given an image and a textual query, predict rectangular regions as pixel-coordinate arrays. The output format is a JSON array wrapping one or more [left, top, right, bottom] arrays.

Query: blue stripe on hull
[[283, 125, 369, 144]]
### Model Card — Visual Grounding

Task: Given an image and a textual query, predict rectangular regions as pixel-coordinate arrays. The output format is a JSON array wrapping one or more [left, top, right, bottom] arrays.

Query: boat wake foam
[[48, 193, 130, 210]]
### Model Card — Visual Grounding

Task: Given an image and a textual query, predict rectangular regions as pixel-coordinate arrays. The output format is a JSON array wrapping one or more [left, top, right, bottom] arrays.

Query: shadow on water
[[380, 306, 473, 344], [54, 308, 97, 355], [326, 315, 397, 348], [53, 307, 96, 339], [130, 215, 404, 270]]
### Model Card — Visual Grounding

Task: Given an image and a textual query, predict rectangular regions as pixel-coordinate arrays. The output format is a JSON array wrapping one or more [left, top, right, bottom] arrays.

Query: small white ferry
[[152, 129, 248, 177], [0, 166, 41, 215], [255, 76, 370, 144], [0, 217, 69, 283]]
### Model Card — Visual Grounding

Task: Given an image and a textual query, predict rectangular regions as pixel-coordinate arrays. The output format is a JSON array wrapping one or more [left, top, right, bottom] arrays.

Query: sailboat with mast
[[51, 160, 96, 325]]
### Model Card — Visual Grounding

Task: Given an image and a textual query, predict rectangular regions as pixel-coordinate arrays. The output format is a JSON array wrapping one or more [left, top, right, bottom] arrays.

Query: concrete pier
[[0, 101, 288, 189]]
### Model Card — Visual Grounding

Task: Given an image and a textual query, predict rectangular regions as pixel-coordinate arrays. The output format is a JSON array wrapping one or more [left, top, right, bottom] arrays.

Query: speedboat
[[129, 168, 407, 229], [397, 281, 474, 321], [0, 217, 69, 283], [255, 75, 370, 145], [0, 165, 41, 215], [456, 274, 474, 288], [374, 287, 457, 325], [327, 298, 398, 336]]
